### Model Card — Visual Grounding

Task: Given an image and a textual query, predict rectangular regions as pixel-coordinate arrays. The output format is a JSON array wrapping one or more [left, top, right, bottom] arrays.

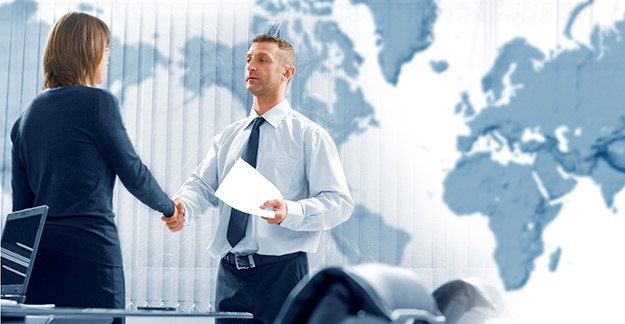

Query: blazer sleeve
[[91, 91, 174, 217], [10, 116, 36, 211]]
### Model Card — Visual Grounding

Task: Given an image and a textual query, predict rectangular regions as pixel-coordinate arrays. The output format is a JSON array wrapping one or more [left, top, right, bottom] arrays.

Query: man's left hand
[[260, 199, 287, 225]]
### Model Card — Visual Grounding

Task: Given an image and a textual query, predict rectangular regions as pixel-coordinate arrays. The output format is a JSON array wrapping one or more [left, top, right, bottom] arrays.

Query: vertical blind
[[0, 0, 500, 310]]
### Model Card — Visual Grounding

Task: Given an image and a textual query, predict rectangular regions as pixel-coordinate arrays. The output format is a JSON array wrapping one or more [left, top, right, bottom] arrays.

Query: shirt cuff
[[281, 200, 304, 229], [181, 202, 194, 228]]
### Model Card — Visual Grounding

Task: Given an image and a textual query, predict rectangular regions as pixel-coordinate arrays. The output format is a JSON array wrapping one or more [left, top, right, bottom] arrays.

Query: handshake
[[161, 197, 185, 232], [159, 197, 287, 232]]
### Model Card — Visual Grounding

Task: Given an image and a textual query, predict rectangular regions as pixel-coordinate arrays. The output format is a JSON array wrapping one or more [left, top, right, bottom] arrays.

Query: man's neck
[[253, 94, 285, 115]]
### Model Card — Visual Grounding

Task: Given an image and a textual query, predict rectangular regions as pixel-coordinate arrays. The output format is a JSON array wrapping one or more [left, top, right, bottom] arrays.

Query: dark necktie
[[226, 117, 265, 247]]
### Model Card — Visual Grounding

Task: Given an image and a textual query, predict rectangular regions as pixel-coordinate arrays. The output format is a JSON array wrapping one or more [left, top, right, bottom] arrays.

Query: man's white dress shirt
[[176, 99, 355, 257]]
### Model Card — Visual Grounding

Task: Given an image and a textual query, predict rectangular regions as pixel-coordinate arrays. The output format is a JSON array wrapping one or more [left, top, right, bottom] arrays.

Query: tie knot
[[252, 117, 265, 130]]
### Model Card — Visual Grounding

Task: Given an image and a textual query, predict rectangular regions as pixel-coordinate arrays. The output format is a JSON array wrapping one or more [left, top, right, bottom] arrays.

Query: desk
[[1, 305, 252, 323]]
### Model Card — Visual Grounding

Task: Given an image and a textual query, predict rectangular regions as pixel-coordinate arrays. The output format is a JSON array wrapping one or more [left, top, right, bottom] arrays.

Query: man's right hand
[[162, 197, 185, 232]]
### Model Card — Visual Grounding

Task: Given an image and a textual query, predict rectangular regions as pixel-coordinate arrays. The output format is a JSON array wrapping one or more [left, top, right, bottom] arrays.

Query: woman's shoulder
[[71, 86, 120, 110], [42, 85, 117, 104], [74, 86, 117, 100], [56, 86, 121, 120]]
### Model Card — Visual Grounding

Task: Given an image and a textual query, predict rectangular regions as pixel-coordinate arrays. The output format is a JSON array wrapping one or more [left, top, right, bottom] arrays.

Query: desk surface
[[1, 304, 252, 319]]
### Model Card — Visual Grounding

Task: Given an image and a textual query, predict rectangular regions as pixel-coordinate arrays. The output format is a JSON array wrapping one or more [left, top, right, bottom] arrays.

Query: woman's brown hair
[[43, 12, 110, 89]]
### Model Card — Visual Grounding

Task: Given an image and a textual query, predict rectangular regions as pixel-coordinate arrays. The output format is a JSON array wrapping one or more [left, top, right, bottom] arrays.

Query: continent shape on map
[[351, 0, 438, 85], [444, 9, 625, 290], [179, 10, 378, 146]]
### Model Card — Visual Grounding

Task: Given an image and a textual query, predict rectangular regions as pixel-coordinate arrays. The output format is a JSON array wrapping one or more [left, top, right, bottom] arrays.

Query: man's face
[[245, 42, 287, 97]]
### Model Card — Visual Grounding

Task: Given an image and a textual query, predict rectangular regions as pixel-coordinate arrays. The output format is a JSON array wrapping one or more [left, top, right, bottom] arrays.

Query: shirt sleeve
[[10, 116, 36, 211], [92, 91, 175, 217], [174, 133, 222, 227], [280, 127, 355, 231]]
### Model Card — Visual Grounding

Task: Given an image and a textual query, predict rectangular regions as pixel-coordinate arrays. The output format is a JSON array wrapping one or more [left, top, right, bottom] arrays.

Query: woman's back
[[13, 86, 119, 217], [12, 85, 172, 266]]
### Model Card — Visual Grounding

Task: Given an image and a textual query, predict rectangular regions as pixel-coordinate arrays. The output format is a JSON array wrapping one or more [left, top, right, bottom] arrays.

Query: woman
[[10, 12, 182, 315]]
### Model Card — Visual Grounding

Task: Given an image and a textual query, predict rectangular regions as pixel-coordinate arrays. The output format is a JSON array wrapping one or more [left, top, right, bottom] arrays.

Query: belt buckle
[[234, 255, 256, 270]]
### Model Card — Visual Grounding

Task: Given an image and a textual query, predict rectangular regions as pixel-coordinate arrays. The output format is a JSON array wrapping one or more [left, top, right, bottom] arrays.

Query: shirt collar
[[244, 99, 290, 129]]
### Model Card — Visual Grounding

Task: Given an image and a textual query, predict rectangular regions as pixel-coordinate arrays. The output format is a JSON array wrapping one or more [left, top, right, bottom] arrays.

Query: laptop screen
[[1, 205, 48, 301]]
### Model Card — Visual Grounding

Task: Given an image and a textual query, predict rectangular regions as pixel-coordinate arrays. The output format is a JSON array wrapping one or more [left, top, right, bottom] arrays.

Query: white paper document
[[215, 158, 283, 218]]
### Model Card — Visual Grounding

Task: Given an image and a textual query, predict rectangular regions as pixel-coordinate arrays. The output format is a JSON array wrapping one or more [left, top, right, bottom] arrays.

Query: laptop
[[1, 205, 48, 304]]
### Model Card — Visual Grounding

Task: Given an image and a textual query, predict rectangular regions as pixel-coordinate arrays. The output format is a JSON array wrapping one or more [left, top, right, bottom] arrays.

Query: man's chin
[[246, 85, 260, 95]]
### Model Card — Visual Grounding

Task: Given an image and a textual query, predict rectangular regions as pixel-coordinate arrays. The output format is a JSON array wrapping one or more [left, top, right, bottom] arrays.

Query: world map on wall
[[443, 2, 625, 290], [2, 0, 625, 293]]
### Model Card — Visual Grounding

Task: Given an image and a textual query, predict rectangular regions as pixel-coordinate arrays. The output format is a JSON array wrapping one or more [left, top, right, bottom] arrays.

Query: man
[[163, 35, 354, 323]]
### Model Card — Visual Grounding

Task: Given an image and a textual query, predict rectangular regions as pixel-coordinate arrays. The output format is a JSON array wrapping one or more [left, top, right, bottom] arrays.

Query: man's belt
[[222, 252, 303, 270]]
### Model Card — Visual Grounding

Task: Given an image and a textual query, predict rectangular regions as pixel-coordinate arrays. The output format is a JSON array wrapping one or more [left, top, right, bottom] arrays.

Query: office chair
[[274, 263, 445, 324], [432, 279, 502, 324]]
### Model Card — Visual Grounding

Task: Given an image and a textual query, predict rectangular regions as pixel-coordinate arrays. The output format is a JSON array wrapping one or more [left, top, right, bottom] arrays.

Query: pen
[[137, 306, 177, 311]]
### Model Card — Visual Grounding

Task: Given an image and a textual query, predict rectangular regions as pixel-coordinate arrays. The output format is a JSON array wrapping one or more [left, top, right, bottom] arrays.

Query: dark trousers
[[26, 248, 126, 324], [216, 252, 309, 324]]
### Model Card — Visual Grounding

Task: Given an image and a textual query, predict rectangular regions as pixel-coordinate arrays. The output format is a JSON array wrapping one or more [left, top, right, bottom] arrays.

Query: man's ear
[[282, 65, 295, 81]]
